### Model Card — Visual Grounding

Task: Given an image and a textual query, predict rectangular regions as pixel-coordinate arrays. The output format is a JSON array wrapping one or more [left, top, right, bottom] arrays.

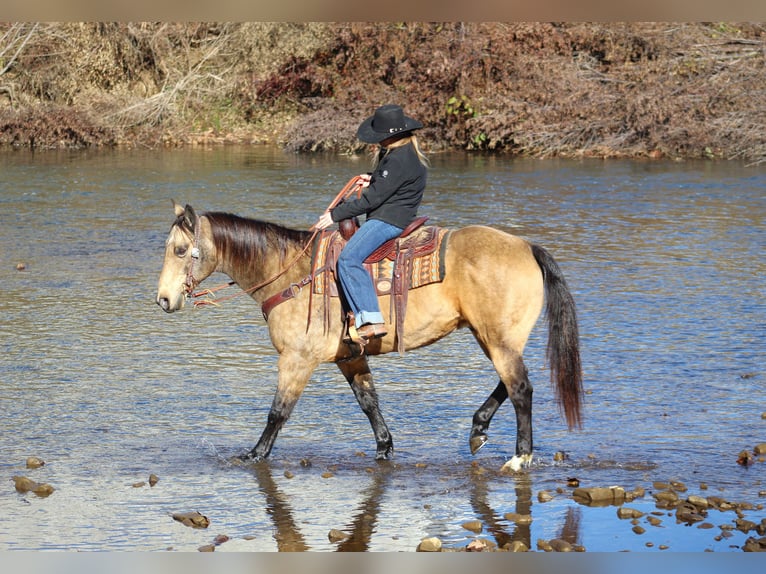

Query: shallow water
[[0, 147, 764, 552]]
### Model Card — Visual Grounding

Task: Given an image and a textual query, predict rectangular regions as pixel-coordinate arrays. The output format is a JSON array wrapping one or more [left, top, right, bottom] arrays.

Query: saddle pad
[[312, 226, 450, 296]]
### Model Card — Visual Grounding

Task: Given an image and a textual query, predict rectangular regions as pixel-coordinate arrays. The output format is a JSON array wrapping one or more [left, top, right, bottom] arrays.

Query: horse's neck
[[213, 222, 312, 299]]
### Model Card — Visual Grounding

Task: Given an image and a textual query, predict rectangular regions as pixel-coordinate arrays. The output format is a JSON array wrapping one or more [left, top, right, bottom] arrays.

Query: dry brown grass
[[1, 22, 765, 164]]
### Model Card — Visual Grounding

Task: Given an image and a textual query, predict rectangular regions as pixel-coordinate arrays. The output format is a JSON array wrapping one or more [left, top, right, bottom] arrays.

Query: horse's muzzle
[[156, 293, 183, 313]]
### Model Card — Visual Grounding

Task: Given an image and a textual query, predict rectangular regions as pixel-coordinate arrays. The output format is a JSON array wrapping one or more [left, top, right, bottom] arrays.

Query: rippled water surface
[[1, 147, 764, 552]]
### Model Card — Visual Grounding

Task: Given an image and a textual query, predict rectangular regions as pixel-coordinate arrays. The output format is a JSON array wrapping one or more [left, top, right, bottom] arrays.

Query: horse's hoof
[[375, 446, 394, 460], [237, 452, 264, 464], [469, 434, 488, 455], [501, 454, 533, 473]]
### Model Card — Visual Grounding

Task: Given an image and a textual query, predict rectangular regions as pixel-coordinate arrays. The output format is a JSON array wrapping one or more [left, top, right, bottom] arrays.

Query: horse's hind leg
[[337, 356, 393, 460], [471, 343, 534, 471], [470, 381, 508, 454]]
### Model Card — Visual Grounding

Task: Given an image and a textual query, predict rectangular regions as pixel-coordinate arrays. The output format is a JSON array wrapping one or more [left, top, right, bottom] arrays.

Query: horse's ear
[[172, 199, 184, 218], [182, 204, 197, 232]]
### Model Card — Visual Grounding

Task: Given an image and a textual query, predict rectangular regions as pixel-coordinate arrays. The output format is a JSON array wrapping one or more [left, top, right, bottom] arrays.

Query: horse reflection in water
[[156, 202, 583, 470], [249, 462, 581, 551]]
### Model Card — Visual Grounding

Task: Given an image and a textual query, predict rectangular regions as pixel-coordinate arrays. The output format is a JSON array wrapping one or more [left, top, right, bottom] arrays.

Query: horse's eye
[[174, 246, 188, 257]]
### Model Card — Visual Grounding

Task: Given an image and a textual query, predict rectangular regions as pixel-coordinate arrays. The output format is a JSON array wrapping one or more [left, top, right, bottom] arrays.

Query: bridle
[[184, 212, 202, 296]]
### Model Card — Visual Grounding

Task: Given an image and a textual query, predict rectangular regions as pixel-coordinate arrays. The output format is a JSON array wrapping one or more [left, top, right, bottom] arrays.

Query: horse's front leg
[[337, 355, 393, 460], [244, 353, 318, 462]]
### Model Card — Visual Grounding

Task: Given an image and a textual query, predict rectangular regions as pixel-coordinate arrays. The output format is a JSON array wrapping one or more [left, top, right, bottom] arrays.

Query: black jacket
[[330, 142, 427, 229]]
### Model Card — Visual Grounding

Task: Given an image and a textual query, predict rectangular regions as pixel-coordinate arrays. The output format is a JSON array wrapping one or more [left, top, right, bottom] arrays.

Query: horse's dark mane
[[200, 211, 312, 270]]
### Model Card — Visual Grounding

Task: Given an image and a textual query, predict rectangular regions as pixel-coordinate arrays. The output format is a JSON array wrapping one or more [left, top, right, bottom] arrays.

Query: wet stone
[[505, 540, 529, 552], [537, 490, 553, 503], [743, 536, 766, 552], [172, 511, 210, 529], [573, 486, 626, 506], [25, 457, 45, 469], [675, 502, 706, 524], [754, 443, 766, 455], [736, 518, 757, 533], [461, 520, 483, 533], [417, 537, 442, 552], [466, 539, 487, 552], [12, 476, 55, 497], [617, 507, 644, 519], [548, 538, 574, 552], [149, 474, 159, 487]]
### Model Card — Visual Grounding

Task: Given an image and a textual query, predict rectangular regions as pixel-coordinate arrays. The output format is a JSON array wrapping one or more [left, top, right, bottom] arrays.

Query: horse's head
[[156, 201, 216, 313]]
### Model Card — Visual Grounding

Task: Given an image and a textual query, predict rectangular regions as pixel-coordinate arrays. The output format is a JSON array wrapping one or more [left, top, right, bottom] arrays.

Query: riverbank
[[1, 22, 765, 164]]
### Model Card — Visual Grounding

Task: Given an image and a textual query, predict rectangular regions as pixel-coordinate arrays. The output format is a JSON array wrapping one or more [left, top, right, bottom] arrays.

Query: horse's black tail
[[531, 244, 583, 430]]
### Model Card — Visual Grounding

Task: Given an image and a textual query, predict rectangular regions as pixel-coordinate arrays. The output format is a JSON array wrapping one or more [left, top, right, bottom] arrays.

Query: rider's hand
[[359, 173, 371, 187], [314, 210, 334, 230]]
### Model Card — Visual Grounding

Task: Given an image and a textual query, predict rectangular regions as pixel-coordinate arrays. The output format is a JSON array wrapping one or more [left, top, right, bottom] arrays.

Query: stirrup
[[343, 311, 367, 346]]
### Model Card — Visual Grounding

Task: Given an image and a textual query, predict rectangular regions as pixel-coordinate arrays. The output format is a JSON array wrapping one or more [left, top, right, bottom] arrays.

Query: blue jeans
[[337, 218, 403, 328]]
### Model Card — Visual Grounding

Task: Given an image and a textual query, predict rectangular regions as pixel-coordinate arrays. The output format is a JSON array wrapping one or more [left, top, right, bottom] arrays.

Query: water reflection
[[249, 461, 390, 552], [247, 459, 587, 552]]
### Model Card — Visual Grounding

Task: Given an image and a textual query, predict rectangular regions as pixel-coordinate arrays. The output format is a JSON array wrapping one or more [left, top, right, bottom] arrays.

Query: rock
[[687, 495, 709, 509], [743, 536, 766, 552], [149, 474, 159, 486], [12, 476, 54, 497], [284, 470, 294, 479], [417, 537, 442, 552], [737, 450, 755, 466], [16, 262, 26, 271], [653, 490, 680, 505], [25, 457, 45, 469], [617, 507, 644, 519], [198, 544, 215, 552], [172, 511, 210, 529], [736, 518, 757, 533], [321, 471, 334, 478], [461, 520, 482, 533], [132, 481, 146, 488], [548, 538, 573, 552], [328, 529, 349, 542], [754, 443, 766, 455], [675, 502, 706, 524], [505, 540, 529, 552], [466, 539, 487, 552], [12, 476, 38, 493], [670, 481, 687, 492], [632, 525, 646, 535], [573, 486, 625, 506], [567, 477, 580, 487], [553, 451, 567, 462], [536, 539, 553, 552], [647, 516, 663, 527], [537, 490, 553, 503]]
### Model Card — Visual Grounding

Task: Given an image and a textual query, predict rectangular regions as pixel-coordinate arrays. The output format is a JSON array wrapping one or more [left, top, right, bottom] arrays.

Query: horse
[[156, 200, 583, 471]]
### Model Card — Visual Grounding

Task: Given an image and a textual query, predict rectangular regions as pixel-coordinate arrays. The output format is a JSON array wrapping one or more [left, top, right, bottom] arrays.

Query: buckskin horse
[[156, 199, 583, 471]]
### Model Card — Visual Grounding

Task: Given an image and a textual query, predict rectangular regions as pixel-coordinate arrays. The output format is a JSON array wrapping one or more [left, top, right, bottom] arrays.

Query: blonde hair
[[372, 134, 430, 169]]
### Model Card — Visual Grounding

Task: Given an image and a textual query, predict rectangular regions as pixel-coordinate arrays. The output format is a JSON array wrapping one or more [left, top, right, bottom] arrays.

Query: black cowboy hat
[[356, 104, 423, 144]]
